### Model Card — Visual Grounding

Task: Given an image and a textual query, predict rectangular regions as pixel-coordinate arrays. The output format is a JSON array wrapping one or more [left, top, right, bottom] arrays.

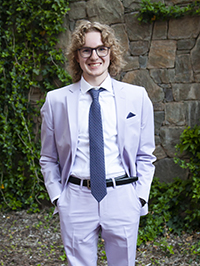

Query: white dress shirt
[[71, 74, 126, 179]]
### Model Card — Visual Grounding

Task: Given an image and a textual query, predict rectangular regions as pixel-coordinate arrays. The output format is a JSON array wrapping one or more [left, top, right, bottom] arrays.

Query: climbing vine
[[137, 0, 200, 23], [0, 0, 71, 212]]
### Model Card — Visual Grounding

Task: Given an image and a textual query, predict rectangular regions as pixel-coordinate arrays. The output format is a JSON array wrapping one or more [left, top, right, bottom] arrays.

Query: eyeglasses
[[78, 46, 110, 58]]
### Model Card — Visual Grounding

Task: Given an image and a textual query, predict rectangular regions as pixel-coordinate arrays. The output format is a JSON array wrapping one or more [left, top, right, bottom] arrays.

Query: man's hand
[[139, 198, 146, 207], [54, 199, 58, 206]]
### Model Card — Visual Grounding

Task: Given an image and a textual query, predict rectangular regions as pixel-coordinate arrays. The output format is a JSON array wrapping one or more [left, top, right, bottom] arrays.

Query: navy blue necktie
[[89, 88, 107, 202]]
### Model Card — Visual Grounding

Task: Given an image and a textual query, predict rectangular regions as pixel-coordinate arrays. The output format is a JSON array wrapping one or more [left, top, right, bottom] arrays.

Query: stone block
[[165, 102, 185, 126], [154, 111, 165, 135], [139, 56, 148, 69], [185, 101, 200, 128], [194, 73, 200, 82], [177, 50, 191, 55], [154, 145, 167, 160], [122, 54, 139, 71], [160, 126, 185, 157], [30, 87, 44, 104], [150, 69, 175, 84], [123, 0, 141, 11], [111, 24, 129, 52], [122, 69, 164, 102], [153, 102, 165, 111], [172, 83, 200, 101], [130, 41, 149, 55], [164, 87, 174, 102], [155, 135, 161, 146], [191, 35, 200, 73], [69, 1, 86, 20], [168, 16, 200, 39], [175, 54, 193, 83], [177, 39, 196, 50], [155, 136, 160, 146], [56, 17, 72, 51], [147, 40, 176, 69], [124, 13, 152, 41], [154, 158, 188, 183], [87, 0, 124, 24], [152, 20, 167, 40]]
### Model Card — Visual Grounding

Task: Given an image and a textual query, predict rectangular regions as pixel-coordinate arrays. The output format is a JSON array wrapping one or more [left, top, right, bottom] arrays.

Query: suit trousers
[[57, 181, 141, 266]]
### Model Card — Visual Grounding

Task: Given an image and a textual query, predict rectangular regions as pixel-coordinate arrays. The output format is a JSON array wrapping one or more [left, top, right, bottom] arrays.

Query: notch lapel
[[66, 82, 80, 164], [112, 79, 126, 156]]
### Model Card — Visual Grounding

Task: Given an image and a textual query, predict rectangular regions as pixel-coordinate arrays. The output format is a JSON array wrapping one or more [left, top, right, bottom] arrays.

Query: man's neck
[[83, 73, 109, 87]]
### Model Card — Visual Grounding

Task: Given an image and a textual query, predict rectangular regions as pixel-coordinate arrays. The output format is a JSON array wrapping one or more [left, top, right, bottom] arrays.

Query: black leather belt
[[68, 174, 138, 189]]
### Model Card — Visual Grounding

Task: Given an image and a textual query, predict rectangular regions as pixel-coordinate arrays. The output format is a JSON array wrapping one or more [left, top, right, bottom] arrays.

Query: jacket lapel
[[66, 82, 80, 163], [112, 79, 126, 156]]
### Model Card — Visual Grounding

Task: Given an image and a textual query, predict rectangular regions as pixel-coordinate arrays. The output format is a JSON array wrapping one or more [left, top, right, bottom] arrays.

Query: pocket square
[[126, 112, 136, 119]]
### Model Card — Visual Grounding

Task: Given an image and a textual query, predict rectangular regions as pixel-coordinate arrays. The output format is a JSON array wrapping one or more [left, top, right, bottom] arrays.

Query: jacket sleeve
[[39, 92, 62, 203], [135, 89, 156, 205]]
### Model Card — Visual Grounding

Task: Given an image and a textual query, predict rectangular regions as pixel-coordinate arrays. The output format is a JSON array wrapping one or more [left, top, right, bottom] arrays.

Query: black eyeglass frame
[[77, 46, 111, 58]]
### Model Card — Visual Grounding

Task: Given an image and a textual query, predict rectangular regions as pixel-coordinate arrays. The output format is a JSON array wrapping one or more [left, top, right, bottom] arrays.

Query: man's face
[[77, 31, 111, 86]]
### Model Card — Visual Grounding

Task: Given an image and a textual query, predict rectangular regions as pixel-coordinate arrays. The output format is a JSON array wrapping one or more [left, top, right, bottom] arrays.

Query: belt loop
[[87, 180, 91, 190], [111, 177, 116, 188], [80, 179, 83, 189]]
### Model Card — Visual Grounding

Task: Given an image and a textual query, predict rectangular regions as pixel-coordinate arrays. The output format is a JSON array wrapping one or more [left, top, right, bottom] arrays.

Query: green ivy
[[138, 176, 200, 245], [137, 0, 200, 23], [0, 0, 71, 212], [138, 125, 200, 245], [174, 125, 200, 221]]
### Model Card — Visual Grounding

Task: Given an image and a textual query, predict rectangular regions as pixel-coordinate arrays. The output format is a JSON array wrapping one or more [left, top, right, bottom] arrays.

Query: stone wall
[[56, 0, 200, 182]]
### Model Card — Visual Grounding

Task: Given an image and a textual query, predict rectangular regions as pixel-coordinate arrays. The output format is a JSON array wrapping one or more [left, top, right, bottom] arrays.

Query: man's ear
[[75, 52, 79, 63]]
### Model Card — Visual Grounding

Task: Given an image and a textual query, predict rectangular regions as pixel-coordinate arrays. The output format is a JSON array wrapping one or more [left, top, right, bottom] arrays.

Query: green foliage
[[59, 253, 67, 262], [174, 125, 200, 222], [154, 238, 174, 255], [0, 0, 71, 212], [190, 240, 200, 255], [137, 0, 200, 23], [138, 124, 200, 245], [174, 125, 200, 178], [138, 176, 200, 245]]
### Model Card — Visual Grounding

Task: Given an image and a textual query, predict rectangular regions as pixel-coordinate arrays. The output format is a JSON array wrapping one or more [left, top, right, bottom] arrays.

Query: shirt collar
[[80, 74, 113, 94]]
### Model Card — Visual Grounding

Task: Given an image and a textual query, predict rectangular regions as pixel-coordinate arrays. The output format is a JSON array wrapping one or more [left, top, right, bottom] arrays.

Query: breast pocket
[[124, 116, 140, 145], [126, 116, 140, 127]]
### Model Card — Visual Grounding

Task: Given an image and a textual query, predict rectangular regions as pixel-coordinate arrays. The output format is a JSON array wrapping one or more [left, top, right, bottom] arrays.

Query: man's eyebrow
[[80, 45, 106, 48]]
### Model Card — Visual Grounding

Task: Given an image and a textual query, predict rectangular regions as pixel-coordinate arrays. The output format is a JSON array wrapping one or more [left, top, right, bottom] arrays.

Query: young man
[[40, 21, 156, 266]]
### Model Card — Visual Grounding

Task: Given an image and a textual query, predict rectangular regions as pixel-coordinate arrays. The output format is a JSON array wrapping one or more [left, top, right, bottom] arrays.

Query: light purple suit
[[40, 78, 156, 265], [40, 78, 155, 213]]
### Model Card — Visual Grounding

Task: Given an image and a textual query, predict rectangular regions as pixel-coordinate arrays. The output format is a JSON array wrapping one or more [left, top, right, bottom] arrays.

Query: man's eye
[[98, 47, 106, 52], [82, 48, 91, 53]]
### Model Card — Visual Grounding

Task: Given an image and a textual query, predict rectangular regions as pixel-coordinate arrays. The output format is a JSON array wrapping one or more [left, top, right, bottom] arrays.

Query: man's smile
[[88, 63, 101, 67]]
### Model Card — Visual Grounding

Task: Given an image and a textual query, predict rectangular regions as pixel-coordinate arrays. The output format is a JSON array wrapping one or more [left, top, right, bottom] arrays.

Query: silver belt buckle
[[87, 180, 91, 189]]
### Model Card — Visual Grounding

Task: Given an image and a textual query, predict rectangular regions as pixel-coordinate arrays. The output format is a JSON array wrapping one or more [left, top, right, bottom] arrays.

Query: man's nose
[[90, 49, 99, 59]]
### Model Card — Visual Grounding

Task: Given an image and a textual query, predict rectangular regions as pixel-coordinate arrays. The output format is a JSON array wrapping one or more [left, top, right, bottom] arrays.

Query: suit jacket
[[40, 78, 156, 216]]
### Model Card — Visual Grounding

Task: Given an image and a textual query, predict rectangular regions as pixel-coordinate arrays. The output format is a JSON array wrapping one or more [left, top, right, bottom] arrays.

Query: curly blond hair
[[67, 20, 125, 83]]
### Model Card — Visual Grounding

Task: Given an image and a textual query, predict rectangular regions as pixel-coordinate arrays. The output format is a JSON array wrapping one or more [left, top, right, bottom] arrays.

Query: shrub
[[174, 125, 200, 225], [138, 125, 200, 245]]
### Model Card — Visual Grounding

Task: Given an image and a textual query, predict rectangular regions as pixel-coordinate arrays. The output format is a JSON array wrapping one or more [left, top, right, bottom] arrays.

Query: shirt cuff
[[51, 195, 60, 206]]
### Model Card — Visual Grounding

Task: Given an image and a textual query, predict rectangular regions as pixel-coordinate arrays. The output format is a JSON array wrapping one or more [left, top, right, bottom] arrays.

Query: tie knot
[[89, 88, 104, 100]]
